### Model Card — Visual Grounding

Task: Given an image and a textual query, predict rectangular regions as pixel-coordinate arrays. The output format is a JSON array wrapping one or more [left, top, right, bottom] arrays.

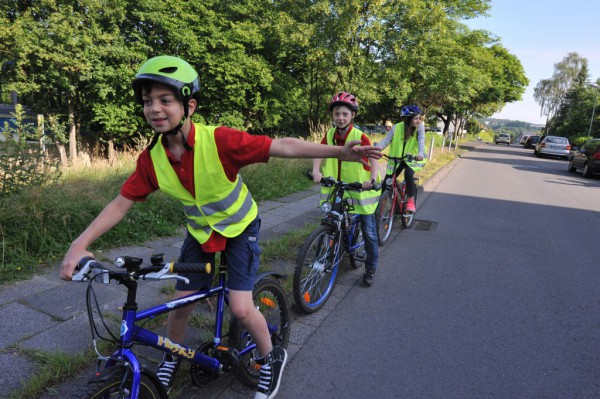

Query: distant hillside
[[479, 117, 544, 135]]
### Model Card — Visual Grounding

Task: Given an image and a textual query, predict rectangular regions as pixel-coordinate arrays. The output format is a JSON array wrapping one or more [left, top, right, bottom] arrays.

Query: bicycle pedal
[[352, 252, 367, 262], [215, 345, 240, 371]]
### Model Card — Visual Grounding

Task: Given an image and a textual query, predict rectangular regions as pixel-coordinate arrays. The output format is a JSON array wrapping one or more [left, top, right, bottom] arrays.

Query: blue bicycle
[[293, 174, 379, 314], [71, 253, 290, 398]]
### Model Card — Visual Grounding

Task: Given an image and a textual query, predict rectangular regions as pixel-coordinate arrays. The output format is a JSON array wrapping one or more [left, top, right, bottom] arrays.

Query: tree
[[534, 52, 587, 133]]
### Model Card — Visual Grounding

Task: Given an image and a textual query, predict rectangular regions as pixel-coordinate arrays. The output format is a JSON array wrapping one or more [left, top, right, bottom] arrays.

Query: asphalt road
[[276, 143, 600, 398]]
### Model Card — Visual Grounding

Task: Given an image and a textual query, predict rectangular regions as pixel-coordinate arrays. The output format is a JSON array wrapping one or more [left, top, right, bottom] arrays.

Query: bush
[[0, 140, 61, 197], [0, 105, 61, 197], [570, 135, 593, 148]]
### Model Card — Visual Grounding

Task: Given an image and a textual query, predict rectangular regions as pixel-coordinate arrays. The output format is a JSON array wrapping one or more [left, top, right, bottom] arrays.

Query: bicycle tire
[[375, 190, 394, 245], [348, 218, 365, 269], [293, 225, 341, 314], [71, 370, 161, 399], [401, 187, 418, 228], [229, 277, 291, 388]]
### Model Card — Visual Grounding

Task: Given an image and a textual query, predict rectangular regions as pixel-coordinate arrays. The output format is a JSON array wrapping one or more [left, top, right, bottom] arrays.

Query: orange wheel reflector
[[303, 292, 311, 303], [260, 297, 276, 308]]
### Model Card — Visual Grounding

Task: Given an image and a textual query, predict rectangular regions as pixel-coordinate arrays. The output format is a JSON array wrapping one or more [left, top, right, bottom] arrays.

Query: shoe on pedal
[[255, 346, 288, 399], [362, 269, 375, 287], [405, 198, 416, 213], [156, 353, 181, 392]]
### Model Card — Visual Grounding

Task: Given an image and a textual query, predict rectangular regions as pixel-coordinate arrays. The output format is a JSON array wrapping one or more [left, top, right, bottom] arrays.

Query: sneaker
[[156, 353, 181, 392], [405, 198, 416, 213], [254, 346, 288, 399], [362, 269, 375, 286]]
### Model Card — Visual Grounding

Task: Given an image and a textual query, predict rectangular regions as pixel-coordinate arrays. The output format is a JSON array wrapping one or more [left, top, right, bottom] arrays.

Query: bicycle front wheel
[[230, 277, 291, 388], [71, 370, 161, 399], [293, 225, 341, 314], [375, 190, 394, 245]]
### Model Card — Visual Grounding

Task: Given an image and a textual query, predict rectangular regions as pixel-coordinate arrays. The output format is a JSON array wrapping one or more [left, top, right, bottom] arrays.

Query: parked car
[[524, 135, 540, 149], [519, 135, 530, 145], [534, 135, 570, 160], [494, 133, 511, 145], [568, 138, 600, 178]]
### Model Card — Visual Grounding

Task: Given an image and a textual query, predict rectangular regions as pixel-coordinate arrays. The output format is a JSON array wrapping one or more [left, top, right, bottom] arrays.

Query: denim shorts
[[175, 217, 262, 292]]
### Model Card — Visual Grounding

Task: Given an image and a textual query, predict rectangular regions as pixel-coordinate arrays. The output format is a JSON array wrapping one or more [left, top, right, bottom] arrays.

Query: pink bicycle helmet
[[328, 92, 359, 112]]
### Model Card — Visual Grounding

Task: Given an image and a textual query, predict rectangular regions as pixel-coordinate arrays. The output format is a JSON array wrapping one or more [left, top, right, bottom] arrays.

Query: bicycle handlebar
[[305, 169, 381, 191], [382, 153, 416, 163], [72, 256, 212, 284]]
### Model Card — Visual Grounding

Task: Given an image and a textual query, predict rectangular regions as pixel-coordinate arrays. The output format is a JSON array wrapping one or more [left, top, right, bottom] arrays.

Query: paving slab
[[0, 301, 58, 347]]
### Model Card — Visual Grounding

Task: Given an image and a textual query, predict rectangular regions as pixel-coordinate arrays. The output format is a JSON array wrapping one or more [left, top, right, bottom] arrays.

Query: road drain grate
[[411, 220, 437, 232]]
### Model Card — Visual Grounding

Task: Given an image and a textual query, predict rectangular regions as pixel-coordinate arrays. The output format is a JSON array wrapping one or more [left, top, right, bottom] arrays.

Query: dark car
[[524, 135, 540, 149], [568, 138, 600, 178]]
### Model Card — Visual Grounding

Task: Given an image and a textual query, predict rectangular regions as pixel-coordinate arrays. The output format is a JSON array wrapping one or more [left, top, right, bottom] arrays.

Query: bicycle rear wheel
[[71, 370, 161, 399], [375, 190, 394, 245], [293, 225, 341, 314], [229, 277, 290, 388], [401, 187, 418, 228]]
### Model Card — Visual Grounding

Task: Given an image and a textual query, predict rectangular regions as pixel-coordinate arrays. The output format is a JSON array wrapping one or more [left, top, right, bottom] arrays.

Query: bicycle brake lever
[[158, 275, 190, 284], [72, 258, 109, 284], [143, 264, 190, 284]]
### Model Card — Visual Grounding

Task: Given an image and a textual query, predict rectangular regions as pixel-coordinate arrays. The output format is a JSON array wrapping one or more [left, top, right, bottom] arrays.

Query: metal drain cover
[[411, 220, 437, 232]]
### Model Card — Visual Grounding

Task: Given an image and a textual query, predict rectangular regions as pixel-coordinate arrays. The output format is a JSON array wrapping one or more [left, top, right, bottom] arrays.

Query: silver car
[[534, 135, 571, 160], [494, 133, 511, 145]]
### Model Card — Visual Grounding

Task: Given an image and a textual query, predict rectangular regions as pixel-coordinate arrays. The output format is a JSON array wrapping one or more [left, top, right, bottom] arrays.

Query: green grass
[[0, 156, 312, 284], [8, 348, 91, 399]]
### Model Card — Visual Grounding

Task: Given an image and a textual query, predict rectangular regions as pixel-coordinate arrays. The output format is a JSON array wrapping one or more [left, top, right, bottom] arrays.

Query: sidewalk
[[0, 142, 480, 398]]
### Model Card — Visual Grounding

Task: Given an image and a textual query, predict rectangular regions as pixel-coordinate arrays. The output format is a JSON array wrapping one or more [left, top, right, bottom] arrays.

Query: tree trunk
[[57, 144, 68, 167], [108, 140, 116, 165], [68, 98, 77, 163]]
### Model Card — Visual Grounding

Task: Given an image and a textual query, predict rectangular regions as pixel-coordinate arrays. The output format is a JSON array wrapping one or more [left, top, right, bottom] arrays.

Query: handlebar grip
[[169, 262, 212, 274], [305, 169, 314, 181], [77, 256, 98, 269], [73, 256, 108, 283]]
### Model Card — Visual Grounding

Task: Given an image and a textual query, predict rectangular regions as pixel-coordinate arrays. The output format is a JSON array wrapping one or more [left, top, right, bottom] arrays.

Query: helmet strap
[[147, 118, 192, 152], [337, 123, 351, 132]]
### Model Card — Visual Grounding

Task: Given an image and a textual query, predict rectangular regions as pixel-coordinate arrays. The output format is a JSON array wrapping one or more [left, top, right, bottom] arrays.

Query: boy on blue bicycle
[[311, 92, 380, 286], [60, 56, 380, 399]]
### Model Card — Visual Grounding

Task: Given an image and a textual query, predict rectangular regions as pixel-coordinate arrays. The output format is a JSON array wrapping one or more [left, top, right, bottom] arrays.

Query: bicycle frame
[[383, 155, 412, 214], [88, 263, 271, 399], [320, 184, 363, 258]]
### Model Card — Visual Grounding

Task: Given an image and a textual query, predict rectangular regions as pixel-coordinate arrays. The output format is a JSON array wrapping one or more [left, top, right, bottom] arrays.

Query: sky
[[465, 0, 600, 125]]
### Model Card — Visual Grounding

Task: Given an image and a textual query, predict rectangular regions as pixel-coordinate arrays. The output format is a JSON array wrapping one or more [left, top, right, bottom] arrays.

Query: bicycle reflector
[[321, 201, 332, 213]]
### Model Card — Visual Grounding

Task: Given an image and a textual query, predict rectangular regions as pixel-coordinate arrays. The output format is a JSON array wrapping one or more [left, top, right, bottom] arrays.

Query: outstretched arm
[[60, 194, 135, 280], [270, 137, 381, 164]]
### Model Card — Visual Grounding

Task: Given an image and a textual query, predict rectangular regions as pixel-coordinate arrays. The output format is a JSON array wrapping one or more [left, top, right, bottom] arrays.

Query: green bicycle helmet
[[132, 55, 201, 118]]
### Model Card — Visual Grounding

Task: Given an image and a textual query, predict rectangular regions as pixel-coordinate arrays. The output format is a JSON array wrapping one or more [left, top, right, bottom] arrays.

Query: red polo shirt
[[121, 123, 272, 252]]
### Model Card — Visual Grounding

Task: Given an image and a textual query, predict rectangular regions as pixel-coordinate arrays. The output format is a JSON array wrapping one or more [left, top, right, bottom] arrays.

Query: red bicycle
[[375, 154, 419, 245]]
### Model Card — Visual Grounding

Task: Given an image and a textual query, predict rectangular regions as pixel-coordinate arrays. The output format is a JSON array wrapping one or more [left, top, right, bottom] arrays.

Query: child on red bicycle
[[377, 105, 426, 212], [311, 92, 381, 286]]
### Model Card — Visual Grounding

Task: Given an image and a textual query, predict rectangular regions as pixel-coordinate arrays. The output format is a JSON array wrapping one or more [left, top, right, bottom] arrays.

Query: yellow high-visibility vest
[[150, 123, 258, 243], [321, 127, 380, 215], [388, 122, 426, 173]]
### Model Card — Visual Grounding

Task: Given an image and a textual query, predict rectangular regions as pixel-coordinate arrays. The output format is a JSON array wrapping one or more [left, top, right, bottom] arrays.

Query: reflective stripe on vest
[[388, 122, 425, 173], [150, 123, 258, 243], [321, 127, 380, 215]]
